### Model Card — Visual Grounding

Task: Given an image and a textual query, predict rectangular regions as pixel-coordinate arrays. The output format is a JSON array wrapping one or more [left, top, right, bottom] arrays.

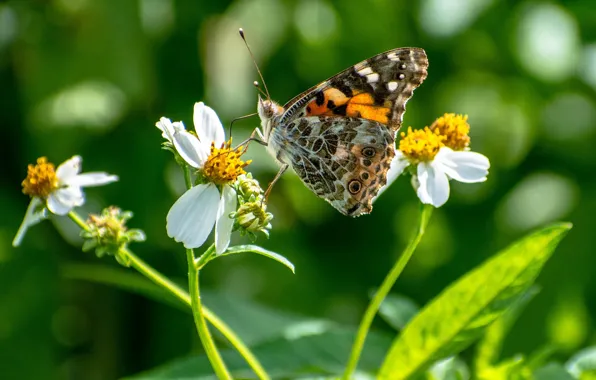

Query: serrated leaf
[[476, 286, 540, 374], [217, 244, 295, 273], [373, 292, 419, 331], [566, 346, 596, 378], [127, 327, 392, 379], [379, 223, 571, 379], [534, 363, 575, 380]]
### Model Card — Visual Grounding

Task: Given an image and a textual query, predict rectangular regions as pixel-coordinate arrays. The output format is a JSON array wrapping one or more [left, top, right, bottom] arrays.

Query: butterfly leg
[[234, 128, 268, 154], [263, 163, 289, 201]]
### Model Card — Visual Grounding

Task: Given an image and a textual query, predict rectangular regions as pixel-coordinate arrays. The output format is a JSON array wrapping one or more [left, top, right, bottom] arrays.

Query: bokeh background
[[1, 0, 595, 378]]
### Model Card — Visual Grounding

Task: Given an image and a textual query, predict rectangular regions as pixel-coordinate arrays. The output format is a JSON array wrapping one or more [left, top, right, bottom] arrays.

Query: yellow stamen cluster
[[203, 140, 252, 185], [21, 157, 58, 198], [398, 127, 445, 163], [430, 113, 470, 151]]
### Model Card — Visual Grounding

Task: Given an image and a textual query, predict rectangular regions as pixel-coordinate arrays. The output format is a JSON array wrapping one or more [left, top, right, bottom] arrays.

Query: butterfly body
[[257, 47, 428, 216]]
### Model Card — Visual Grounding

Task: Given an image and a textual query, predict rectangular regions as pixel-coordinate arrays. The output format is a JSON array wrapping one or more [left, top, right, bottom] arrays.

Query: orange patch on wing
[[306, 88, 350, 116], [350, 92, 375, 105], [346, 104, 390, 124]]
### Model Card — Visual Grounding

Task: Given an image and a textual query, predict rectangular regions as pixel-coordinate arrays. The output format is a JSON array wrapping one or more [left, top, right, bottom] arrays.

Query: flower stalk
[[342, 203, 433, 378], [186, 247, 231, 379], [67, 210, 270, 380]]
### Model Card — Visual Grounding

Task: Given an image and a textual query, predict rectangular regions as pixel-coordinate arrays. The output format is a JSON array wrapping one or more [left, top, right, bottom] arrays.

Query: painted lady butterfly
[[256, 47, 428, 216]]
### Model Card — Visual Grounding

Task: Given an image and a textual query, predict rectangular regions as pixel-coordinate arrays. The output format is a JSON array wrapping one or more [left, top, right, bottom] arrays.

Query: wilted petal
[[47, 187, 84, 215], [417, 161, 450, 207], [156, 117, 186, 143], [56, 155, 82, 182], [215, 185, 237, 254], [436, 148, 490, 183], [68, 172, 119, 187], [194, 102, 225, 150], [172, 130, 209, 168], [166, 184, 219, 249], [12, 197, 47, 247]]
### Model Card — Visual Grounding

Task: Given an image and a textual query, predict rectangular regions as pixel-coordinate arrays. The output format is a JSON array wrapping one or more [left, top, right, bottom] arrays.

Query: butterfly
[[256, 48, 429, 216]]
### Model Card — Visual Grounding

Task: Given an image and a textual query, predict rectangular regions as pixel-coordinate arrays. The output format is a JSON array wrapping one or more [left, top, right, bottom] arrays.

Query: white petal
[[215, 185, 237, 254], [47, 187, 84, 215], [172, 130, 208, 168], [372, 148, 409, 202], [12, 197, 47, 247], [417, 161, 450, 207], [56, 155, 82, 182], [156, 117, 186, 143], [194, 102, 225, 150], [435, 148, 490, 183], [166, 184, 219, 249], [67, 172, 119, 187], [386, 150, 410, 187]]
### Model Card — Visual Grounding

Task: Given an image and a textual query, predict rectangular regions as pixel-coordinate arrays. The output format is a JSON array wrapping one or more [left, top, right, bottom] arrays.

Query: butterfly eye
[[360, 172, 370, 181], [362, 147, 376, 157], [348, 179, 362, 194]]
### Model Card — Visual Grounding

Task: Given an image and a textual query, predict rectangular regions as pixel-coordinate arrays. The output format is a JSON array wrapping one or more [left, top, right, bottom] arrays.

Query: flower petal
[[436, 148, 490, 183], [166, 184, 219, 249], [12, 197, 48, 247], [67, 172, 119, 187], [172, 130, 208, 168], [417, 161, 450, 207], [194, 102, 225, 149], [156, 117, 186, 143], [56, 155, 82, 183], [372, 148, 409, 202], [215, 185, 237, 254], [47, 187, 85, 215]]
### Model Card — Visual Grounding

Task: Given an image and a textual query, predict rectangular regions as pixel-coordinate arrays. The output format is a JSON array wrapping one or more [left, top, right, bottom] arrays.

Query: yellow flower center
[[21, 157, 59, 198], [202, 140, 252, 185], [398, 127, 445, 163], [430, 113, 470, 151]]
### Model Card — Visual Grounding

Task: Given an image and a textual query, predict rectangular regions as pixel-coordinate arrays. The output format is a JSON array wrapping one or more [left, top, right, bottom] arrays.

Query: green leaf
[[373, 292, 419, 331], [427, 357, 470, 380], [534, 363, 574, 380], [475, 286, 540, 373], [216, 244, 295, 273], [378, 223, 572, 379], [566, 347, 596, 378], [127, 327, 392, 379]]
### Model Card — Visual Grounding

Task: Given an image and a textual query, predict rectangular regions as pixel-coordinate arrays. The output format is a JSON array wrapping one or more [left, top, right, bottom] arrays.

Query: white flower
[[164, 102, 242, 254], [390, 147, 489, 207], [48, 156, 119, 214], [13, 156, 118, 246]]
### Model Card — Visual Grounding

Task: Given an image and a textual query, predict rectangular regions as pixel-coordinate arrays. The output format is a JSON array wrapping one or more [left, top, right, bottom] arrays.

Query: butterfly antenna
[[253, 81, 268, 98], [239, 28, 271, 100]]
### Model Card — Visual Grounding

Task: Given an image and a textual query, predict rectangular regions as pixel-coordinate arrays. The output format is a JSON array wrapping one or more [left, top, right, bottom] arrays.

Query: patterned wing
[[272, 116, 395, 216], [279, 48, 428, 134]]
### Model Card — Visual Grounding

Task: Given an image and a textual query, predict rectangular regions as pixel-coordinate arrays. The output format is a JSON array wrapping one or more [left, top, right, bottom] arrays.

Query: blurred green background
[[1, 0, 595, 378]]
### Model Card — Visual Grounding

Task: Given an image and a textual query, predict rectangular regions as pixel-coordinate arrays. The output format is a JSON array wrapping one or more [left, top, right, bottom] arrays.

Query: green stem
[[186, 247, 231, 379], [342, 203, 433, 379], [183, 165, 193, 189], [67, 211, 270, 380]]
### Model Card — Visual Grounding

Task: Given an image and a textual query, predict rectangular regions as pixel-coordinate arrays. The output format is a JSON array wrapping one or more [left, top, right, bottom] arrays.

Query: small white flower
[[388, 120, 490, 208], [164, 102, 249, 254], [48, 156, 119, 214], [14, 156, 118, 246]]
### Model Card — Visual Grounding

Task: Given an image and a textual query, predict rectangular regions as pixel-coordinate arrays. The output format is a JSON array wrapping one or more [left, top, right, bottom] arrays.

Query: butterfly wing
[[272, 116, 395, 216], [279, 47, 428, 134]]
